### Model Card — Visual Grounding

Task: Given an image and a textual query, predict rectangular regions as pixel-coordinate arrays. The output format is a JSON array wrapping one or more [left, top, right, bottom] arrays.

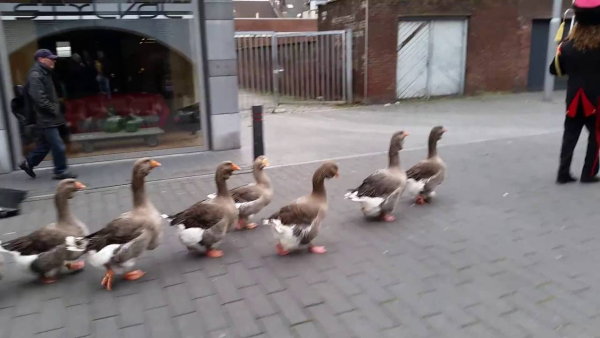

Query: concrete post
[[345, 29, 353, 103], [202, 0, 241, 150]]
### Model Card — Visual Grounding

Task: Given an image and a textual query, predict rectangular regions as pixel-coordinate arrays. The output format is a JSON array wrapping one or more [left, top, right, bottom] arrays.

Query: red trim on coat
[[567, 89, 597, 118], [593, 104, 600, 176]]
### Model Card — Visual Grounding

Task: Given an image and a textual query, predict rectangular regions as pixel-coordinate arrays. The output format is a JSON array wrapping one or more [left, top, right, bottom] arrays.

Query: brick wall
[[235, 19, 317, 32], [319, 0, 571, 103]]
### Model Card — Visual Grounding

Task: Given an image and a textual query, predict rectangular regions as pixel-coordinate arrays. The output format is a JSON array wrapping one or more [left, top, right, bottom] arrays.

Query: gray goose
[[208, 156, 273, 230], [406, 126, 447, 205], [85, 158, 162, 291], [264, 161, 339, 256], [0, 179, 88, 284], [345, 131, 410, 222], [167, 161, 241, 258]]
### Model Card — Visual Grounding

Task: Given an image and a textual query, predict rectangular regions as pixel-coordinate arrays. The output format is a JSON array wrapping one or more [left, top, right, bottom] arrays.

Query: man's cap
[[33, 49, 58, 60]]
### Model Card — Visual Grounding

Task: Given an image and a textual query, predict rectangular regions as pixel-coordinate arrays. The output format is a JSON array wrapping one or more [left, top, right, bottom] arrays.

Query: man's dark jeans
[[26, 126, 67, 175]]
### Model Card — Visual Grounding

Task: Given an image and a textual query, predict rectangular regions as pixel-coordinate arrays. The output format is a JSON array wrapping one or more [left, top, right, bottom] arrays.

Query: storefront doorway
[[0, 1, 207, 162]]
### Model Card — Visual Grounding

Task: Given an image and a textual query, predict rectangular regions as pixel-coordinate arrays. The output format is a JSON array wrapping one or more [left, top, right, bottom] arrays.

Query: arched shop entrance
[[0, 1, 210, 168], [13, 28, 201, 157]]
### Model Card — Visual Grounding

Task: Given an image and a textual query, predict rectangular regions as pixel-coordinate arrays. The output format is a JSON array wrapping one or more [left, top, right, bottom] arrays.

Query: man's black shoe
[[19, 161, 36, 178], [52, 172, 78, 180]]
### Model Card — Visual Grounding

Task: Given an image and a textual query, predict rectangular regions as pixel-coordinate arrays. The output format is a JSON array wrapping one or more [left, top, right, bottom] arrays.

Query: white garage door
[[396, 19, 468, 99]]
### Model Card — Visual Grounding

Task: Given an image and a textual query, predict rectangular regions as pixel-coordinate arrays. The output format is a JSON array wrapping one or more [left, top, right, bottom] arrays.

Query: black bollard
[[252, 105, 265, 159]]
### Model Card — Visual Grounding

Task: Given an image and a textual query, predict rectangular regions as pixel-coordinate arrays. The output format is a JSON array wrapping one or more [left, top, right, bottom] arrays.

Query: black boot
[[580, 176, 600, 183], [556, 174, 577, 184]]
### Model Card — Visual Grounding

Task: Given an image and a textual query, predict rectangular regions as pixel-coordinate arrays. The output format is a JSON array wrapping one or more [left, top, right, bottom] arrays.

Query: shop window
[[0, 0, 207, 160]]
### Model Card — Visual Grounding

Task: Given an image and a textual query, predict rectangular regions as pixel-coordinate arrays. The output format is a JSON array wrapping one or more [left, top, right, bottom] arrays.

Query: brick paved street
[[2, 123, 600, 337]]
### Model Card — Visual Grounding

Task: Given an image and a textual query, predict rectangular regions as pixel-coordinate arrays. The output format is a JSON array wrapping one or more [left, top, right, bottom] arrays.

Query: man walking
[[19, 49, 77, 180]]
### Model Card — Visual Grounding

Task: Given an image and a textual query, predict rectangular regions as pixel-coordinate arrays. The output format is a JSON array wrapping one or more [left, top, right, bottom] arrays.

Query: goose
[[0, 179, 88, 283], [208, 156, 272, 230], [344, 131, 414, 222], [406, 126, 447, 205], [84, 158, 162, 291], [264, 161, 339, 255], [167, 161, 241, 258]]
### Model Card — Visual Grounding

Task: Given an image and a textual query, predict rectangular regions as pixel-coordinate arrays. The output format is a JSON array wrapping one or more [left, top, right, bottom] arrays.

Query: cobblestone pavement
[[2, 128, 600, 338]]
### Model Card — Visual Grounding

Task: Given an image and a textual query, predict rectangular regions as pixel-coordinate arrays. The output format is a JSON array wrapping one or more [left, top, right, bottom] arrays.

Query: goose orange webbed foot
[[40, 276, 57, 284], [236, 219, 258, 230], [276, 243, 290, 256], [123, 270, 145, 281], [235, 219, 246, 230], [100, 269, 115, 291], [308, 245, 327, 254], [245, 222, 258, 230], [66, 260, 85, 271], [380, 214, 396, 222], [206, 249, 224, 258]]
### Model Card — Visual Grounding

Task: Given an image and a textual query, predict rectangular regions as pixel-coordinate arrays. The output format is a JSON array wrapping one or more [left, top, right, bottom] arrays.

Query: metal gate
[[235, 30, 352, 111], [396, 19, 467, 99]]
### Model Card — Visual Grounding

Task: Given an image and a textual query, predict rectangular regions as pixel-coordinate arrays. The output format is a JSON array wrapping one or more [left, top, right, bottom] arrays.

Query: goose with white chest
[[264, 161, 339, 256], [167, 161, 241, 258], [345, 131, 413, 222], [207, 156, 273, 230], [406, 126, 447, 205], [84, 158, 163, 291], [0, 179, 89, 284]]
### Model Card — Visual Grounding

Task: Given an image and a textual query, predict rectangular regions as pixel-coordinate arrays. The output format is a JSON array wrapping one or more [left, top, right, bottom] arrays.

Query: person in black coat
[[550, 0, 600, 183], [19, 49, 77, 180]]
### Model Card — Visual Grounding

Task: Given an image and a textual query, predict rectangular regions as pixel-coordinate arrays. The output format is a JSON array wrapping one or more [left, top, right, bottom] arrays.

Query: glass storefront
[[0, 1, 207, 160]]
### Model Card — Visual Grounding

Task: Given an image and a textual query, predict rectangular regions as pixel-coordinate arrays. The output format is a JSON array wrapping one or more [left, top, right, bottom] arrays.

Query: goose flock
[[0, 126, 446, 290]]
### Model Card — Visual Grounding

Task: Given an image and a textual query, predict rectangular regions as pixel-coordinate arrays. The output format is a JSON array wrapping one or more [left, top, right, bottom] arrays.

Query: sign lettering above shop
[[0, 2, 193, 20]]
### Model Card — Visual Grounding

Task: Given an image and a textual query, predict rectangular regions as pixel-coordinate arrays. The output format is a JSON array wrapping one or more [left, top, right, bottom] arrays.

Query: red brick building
[[318, 0, 572, 103]]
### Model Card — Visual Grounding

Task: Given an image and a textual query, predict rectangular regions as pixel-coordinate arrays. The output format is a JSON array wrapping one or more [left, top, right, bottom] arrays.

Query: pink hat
[[574, 0, 600, 8], [573, 0, 600, 25]]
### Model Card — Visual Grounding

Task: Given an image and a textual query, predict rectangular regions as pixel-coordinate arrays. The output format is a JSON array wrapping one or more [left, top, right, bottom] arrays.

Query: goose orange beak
[[262, 159, 270, 167], [404, 132, 410, 136], [74, 181, 86, 190], [232, 163, 241, 171], [149, 160, 161, 168]]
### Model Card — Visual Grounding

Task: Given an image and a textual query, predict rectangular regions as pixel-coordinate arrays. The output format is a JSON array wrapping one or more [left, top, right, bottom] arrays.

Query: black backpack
[[11, 83, 36, 126], [11, 84, 36, 141]]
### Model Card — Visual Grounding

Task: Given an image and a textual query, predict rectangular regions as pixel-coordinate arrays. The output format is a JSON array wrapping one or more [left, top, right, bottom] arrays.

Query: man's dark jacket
[[27, 62, 64, 128]]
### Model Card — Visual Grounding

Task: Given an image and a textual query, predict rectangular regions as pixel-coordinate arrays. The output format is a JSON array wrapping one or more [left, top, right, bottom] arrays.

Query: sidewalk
[[0, 91, 564, 198], [1, 127, 600, 337]]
